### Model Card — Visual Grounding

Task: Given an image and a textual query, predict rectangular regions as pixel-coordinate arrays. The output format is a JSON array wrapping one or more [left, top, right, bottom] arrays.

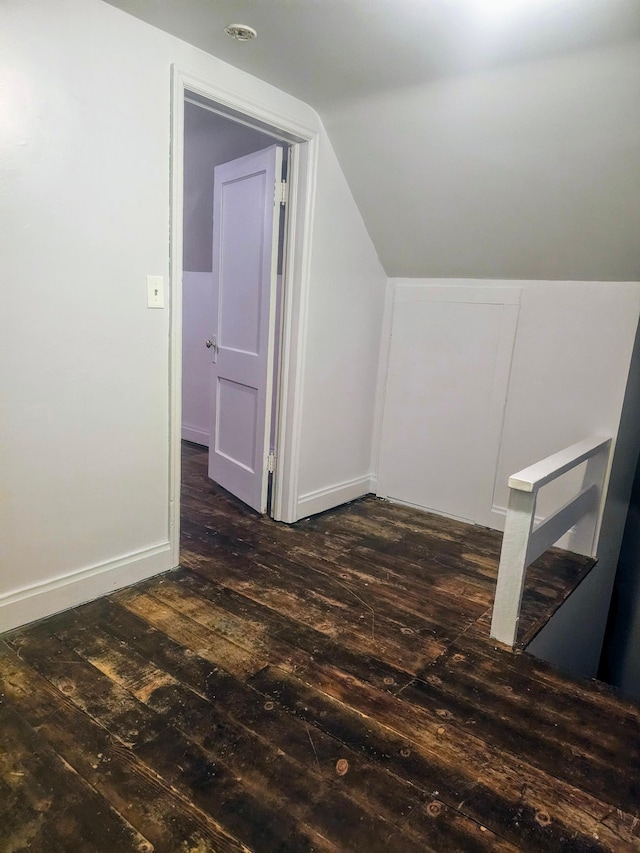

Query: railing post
[[569, 440, 611, 556], [490, 487, 537, 647], [490, 437, 611, 649]]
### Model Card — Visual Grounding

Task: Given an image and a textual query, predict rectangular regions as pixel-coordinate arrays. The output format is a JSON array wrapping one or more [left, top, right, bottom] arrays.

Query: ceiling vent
[[224, 24, 257, 41]]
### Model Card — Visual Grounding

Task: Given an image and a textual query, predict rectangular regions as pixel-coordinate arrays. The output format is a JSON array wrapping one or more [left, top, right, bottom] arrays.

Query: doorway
[[181, 101, 287, 514], [168, 67, 319, 566]]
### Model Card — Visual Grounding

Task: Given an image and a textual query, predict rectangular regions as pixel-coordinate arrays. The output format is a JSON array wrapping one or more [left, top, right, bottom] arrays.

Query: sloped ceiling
[[105, 0, 640, 280]]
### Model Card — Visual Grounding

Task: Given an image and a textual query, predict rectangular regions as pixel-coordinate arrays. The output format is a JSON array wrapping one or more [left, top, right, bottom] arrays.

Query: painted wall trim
[[491, 505, 544, 529], [182, 426, 209, 446], [370, 278, 395, 484], [383, 495, 471, 524], [0, 542, 172, 634], [297, 474, 374, 519]]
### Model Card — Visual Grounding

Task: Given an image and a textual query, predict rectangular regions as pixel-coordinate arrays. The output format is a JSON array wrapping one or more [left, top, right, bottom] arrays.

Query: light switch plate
[[147, 275, 165, 309]]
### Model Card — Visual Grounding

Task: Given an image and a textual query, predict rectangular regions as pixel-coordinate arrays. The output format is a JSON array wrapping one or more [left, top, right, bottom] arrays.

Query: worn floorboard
[[1, 440, 639, 852]]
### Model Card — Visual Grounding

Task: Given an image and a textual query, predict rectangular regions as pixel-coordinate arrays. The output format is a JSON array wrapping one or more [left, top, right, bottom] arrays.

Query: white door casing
[[170, 67, 320, 564], [208, 145, 283, 513]]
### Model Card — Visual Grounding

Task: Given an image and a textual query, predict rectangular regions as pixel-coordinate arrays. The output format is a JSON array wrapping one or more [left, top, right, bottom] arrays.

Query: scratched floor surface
[[1, 441, 639, 852]]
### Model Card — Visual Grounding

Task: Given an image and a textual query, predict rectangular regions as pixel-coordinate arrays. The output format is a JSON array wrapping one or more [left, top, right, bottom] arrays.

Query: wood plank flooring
[[1, 441, 639, 852]]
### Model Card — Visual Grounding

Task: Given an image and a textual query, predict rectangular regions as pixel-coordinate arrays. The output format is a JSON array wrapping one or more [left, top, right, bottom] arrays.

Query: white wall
[[295, 132, 387, 517], [324, 41, 640, 281], [492, 281, 640, 524], [0, 0, 386, 630], [377, 279, 640, 526]]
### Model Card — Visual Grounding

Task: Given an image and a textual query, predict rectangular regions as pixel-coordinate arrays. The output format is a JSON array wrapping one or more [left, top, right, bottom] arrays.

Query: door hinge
[[279, 180, 287, 206], [267, 452, 276, 473]]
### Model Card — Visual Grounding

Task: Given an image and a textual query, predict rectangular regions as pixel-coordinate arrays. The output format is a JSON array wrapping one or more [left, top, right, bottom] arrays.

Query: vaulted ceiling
[[105, 0, 640, 280]]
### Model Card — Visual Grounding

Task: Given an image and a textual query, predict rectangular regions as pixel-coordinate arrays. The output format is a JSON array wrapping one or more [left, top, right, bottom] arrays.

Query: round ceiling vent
[[225, 24, 257, 41]]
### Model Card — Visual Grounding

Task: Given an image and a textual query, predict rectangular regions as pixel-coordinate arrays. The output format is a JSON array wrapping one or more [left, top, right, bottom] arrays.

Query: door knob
[[205, 336, 218, 362]]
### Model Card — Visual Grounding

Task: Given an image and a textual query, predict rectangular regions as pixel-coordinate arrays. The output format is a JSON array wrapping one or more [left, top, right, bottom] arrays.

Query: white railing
[[490, 436, 612, 647]]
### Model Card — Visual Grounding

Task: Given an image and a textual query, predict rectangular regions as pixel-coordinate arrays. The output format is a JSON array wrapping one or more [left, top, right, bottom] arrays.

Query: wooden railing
[[490, 436, 612, 647]]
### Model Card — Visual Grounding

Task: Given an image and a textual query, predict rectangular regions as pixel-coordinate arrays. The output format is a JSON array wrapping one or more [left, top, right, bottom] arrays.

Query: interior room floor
[[1, 442, 639, 852]]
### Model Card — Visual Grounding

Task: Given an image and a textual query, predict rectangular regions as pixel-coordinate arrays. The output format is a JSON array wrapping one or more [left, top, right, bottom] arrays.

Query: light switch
[[147, 275, 165, 309]]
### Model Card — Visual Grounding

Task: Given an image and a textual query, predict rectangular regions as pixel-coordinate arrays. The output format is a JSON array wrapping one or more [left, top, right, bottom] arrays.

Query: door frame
[[169, 65, 319, 564]]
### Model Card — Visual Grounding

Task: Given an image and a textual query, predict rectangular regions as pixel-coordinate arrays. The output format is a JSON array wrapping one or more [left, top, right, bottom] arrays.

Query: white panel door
[[377, 285, 520, 526], [208, 145, 283, 512]]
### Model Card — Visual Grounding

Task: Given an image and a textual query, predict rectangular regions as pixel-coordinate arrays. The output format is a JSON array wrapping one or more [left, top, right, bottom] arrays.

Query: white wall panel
[[377, 279, 640, 533], [492, 281, 640, 526], [377, 284, 520, 525]]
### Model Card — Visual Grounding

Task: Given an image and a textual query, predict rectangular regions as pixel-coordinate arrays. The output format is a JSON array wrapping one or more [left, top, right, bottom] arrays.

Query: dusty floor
[[1, 442, 638, 852]]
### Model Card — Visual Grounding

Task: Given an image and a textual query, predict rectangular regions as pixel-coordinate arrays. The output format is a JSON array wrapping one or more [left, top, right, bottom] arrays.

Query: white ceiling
[[104, 0, 640, 111], [104, 0, 640, 280]]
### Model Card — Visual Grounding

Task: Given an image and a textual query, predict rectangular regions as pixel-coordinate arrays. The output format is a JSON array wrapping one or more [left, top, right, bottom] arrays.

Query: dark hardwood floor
[[1, 441, 639, 852]]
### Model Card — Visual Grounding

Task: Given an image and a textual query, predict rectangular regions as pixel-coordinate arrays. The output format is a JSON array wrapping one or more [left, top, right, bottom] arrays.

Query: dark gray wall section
[[600, 319, 640, 700]]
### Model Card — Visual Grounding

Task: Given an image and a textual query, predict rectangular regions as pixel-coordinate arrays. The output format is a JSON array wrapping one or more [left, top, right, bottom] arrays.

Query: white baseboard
[[0, 542, 174, 633], [182, 425, 209, 446], [491, 504, 572, 549], [490, 505, 510, 532], [296, 474, 374, 520], [491, 504, 545, 532], [384, 494, 473, 525]]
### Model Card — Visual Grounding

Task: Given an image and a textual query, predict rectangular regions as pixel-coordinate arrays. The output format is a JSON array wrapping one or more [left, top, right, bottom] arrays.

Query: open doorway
[[169, 67, 319, 567], [181, 99, 288, 515]]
